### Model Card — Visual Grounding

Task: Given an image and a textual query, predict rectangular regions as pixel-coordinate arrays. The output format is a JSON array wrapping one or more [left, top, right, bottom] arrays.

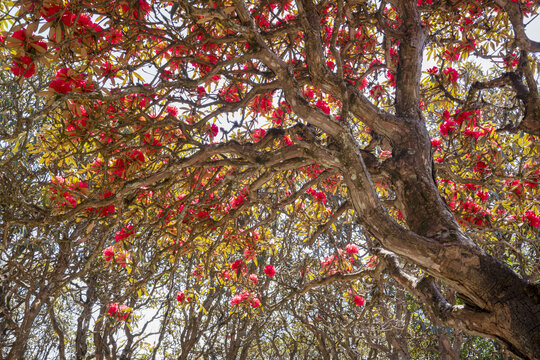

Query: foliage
[[1, 0, 539, 359]]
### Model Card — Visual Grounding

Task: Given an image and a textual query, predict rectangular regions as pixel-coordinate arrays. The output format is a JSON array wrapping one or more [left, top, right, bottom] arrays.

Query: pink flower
[[103, 246, 114, 261], [249, 274, 258, 285], [431, 138, 441, 147], [107, 303, 130, 320], [345, 244, 359, 255], [176, 291, 184, 302], [354, 295, 365, 307], [230, 294, 242, 305], [264, 264, 276, 277], [250, 298, 261, 308]]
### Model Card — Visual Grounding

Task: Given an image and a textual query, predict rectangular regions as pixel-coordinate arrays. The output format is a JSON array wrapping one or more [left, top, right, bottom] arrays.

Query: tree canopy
[[1, 0, 540, 359]]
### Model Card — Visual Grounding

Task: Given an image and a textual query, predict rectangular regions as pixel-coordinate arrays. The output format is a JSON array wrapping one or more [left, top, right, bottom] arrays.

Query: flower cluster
[[306, 188, 328, 204], [107, 303, 131, 321], [103, 246, 131, 267], [523, 210, 540, 228], [49, 176, 88, 208], [115, 225, 136, 242], [230, 290, 261, 308]]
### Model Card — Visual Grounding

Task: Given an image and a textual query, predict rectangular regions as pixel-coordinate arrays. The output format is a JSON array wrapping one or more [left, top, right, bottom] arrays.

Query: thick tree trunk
[[329, 120, 540, 359]]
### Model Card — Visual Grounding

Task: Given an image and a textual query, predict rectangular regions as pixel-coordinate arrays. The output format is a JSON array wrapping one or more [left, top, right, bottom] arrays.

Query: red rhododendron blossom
[[243, 248, 256, 260], [476, 190, 489, 202], [115, 251, 131, 268], [345, 244, 359, 255], [103, 246, 115, 261], [207, 123, 219, 138], [253, 128, 266, 142], [231, 259, 244, 272], [473, 161, 488, 173], [108, 303, 131, 320], [284, 135, 293, 146], [426, 66, 438, 75], [264, 264, 276, 277], [315, 99, 331, 114], [230, 194, 245, 208], [176, 291, 185, 302], [523, 210, 540, 228], [49, 78, 72, 94], [250, 298, 261, 308], [11, 29, 26, 45], [115, 225, 135, 242], [230, 294, 243, 305], [354, 295, 365, 307], [443, 67, 459, 82], [440, 119, 456, 136], [249, 273, 258, 285], [108, 303, 119, 315], [11, 56, 36, 78]]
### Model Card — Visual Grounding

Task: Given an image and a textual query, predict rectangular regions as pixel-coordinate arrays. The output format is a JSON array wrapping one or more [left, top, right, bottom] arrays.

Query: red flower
[[207, 123, 219, 138], [253, 128, 266, 142], [443, 67, 459, 82], [283, 135, 293, 146], [108, 303, 119, 315], [231, 260, 244, 272], [426, 66, 438, 75], [473, 161, 487, 173], [103, 246, 115, 261], [354, 295, 365, 307], [345, 244, 359, 255], [166, 105, 178, 117], [176, 291, 185, 302], [117, 305, 131, 321], [49, 78, 72, 94], [115, 225, 135, 242], [230, 294, 242, 305], [440, 119, 456, 136], [250, 298, 261, 308], [230, 195, 245, 208], [315, 99, 331, 114], [11, 56, 35, 78], [264, 264, 276, 277], [108, 303, 131, 320], [523, 210, 540, 228], [11, 29, 26, 44], [476, 190, 489, 202]]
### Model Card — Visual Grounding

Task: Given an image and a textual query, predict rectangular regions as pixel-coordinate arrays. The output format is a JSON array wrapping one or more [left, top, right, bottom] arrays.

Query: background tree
[[1, 0, 540, 359]]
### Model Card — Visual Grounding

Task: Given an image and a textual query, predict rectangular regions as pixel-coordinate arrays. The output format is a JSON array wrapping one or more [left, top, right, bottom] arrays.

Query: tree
[[2, 0, 540, 359]]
